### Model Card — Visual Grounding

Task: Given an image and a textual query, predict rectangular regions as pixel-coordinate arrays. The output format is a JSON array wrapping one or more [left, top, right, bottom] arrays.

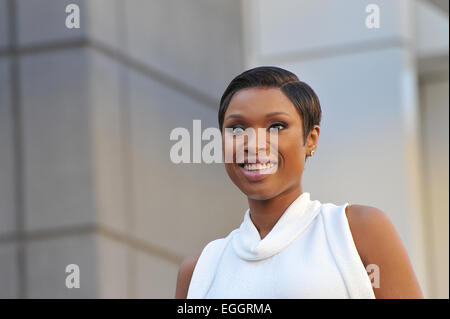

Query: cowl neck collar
[[232, 192, 322, 261]]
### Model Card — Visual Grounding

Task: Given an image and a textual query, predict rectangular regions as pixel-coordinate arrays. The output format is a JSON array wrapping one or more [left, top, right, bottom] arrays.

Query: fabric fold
[[187, 192, 376, 298], [232, 192, 322, 261]]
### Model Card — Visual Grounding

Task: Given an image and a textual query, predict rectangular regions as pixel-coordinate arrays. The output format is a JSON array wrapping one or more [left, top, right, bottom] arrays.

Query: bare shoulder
[[345, 204, 392, 227], [174, 246, 205, 299], [345, 204, 423, 298], [345, 204, 399, 264]]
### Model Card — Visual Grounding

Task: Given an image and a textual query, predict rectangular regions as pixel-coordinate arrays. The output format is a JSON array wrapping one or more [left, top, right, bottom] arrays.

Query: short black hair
[[218, 66, 322, 146]]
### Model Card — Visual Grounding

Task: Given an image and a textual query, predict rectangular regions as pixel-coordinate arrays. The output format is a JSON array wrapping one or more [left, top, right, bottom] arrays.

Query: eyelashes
[[270, 122, 288, 131], [226, 122, 288, 135]]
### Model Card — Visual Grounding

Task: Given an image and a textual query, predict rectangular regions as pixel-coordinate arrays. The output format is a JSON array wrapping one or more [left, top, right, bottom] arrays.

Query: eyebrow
[[225, 111, 290, 121]]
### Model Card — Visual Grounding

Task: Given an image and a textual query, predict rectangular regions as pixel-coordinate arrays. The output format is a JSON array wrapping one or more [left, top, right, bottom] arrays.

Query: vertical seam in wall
[[116, 0, 136, 299], [239, 0, 252, 69], [253, 0, 261, 64], [417, 82, 437, 298], [7, 0, 26, 299]]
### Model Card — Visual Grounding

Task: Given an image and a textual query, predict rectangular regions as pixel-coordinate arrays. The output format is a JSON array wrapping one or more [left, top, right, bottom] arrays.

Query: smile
[[238, 162, 278, 182], [240, 162, 277, 171]]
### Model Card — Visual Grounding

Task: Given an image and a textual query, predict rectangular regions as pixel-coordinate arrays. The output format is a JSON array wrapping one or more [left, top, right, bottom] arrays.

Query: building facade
[[0, 0, 448, 298]]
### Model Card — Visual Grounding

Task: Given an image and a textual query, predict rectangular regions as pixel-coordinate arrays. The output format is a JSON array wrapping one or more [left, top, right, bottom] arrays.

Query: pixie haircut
[[218, 66, 322, 146]]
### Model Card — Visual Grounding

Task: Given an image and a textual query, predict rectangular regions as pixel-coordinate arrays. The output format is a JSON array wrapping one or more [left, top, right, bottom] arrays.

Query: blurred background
[[0, 0, 448, 298]]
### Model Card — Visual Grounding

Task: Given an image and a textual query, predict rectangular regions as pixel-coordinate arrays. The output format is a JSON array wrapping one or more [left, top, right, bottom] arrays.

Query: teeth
[[243, 162, 277, 170]]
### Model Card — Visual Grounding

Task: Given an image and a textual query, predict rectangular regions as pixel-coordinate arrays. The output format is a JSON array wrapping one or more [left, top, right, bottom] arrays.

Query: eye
[[269, 122, 287, 132], [231, 126, 245, 135]]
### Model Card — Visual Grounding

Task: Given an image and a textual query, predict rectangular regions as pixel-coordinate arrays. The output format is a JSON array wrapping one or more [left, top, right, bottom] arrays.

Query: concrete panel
[[16, 0, 123, 49], [25, 233, 98, 298], [416, 0, 449, 58], [0, 243, 19, 298], [135, 250, 179, 298], [87, 49, 127, 234], [0, 58, 15, 235], [84, 0, 122, 50], [16, 0, 86, 46], [124, 0, 243, 100], [96, 235, 129, 298], [420, 77, 449, 298], [128, 68, 247, 258], [251, 0, 414, 58], [0, 0, 8, 48], [26, 233, 130, 298], [20, 48, 95, 231]]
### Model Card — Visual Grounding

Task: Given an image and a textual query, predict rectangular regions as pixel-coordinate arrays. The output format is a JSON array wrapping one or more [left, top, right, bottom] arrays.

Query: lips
[[237, 160, 278, 182]]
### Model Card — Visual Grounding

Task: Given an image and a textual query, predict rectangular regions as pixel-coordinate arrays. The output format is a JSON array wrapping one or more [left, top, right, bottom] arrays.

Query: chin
[[225, 165, 280, 200], [245, 192, 276, 201], [238, 183, 280, 200]]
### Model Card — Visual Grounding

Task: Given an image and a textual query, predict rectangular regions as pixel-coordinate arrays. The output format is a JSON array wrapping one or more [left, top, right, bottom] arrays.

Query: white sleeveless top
[[187, 192, 375, 299]]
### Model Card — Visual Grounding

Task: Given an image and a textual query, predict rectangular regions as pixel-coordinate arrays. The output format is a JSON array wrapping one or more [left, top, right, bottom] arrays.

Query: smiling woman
[[175, 66, 423, 299]]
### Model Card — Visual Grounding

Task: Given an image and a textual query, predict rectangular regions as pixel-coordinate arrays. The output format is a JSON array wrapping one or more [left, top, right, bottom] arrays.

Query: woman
[[175, 66, 423, 299]]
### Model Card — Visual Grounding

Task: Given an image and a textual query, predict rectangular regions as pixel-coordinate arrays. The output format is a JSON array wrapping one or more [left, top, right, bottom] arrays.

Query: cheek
[[222, 135, 235, 163], [224, 142, 234, 163], [224, 163, 234, 176], [224, 163, 242, 188], [279, 135, 305, 168], [222, 135, 248, 164]]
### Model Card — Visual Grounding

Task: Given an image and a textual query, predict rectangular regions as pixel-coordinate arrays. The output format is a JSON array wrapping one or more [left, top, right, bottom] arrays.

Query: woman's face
[[222, 87, 317, 200]]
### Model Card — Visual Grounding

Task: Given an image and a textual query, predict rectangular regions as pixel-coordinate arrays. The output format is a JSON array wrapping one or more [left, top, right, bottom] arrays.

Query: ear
[[306, 125, 320, 153]]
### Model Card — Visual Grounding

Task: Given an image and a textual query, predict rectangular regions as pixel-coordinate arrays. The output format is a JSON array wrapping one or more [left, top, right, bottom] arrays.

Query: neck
[[247, 186, 303, 240]]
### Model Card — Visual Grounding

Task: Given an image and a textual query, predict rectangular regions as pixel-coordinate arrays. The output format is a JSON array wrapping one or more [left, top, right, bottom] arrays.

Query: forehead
[[225, 87, 299, 119]]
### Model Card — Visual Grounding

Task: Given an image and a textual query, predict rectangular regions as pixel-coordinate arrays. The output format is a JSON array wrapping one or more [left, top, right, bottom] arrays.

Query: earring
[[310, 150, 315, 156]]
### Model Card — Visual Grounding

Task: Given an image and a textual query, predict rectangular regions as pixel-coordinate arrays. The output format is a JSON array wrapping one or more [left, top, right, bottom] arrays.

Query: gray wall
[[0, 0, 448, 298]]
